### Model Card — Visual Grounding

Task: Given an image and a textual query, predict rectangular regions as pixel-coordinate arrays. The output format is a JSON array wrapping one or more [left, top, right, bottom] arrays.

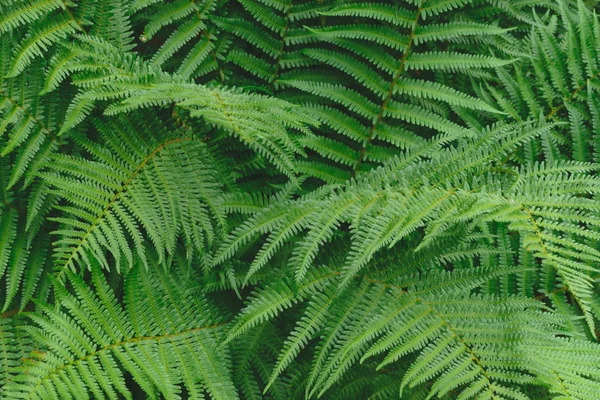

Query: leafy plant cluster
[[2, 0, 600, 398]]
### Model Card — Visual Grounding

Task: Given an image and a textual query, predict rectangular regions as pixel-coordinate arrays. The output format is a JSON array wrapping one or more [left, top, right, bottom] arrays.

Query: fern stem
[[518, 204, 594, 330], [421, 297, 499, 399], [550, 370, 573, 397], [546, 70, 600, 119], [351, 2, 423, 177], [193, 0, 224, 83], [61, 1, 86, 33], [271, 3, 292, 89]]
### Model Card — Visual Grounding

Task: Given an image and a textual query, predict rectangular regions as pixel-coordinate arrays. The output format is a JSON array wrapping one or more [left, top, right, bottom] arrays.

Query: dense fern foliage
[[3, 0, 600, 398]]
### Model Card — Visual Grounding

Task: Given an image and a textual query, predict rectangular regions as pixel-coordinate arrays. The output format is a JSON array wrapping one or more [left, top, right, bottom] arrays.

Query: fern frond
[[6, 265, 238, 400], [240, 0, 515, 178], [44, 114, 223, 277]]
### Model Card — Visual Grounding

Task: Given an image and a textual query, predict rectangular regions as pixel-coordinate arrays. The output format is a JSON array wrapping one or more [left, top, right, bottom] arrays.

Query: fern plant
[[2, 0, 600, 399]]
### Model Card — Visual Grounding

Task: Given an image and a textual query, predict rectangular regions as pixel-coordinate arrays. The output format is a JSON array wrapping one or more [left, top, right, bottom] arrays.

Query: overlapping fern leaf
[[46, 34, 315, 178], [133, 0, 229, 81], [42, 113, 224, 277], [218, 0, 521, 182], [217, 120, 600, 397], [483, 0, 600, 163], [5, 263, 237, 399], [223, 259, 600, 399]]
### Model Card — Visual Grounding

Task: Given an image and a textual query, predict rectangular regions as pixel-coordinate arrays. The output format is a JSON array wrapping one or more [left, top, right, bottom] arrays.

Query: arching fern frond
[[276, 0, 513, 180], [218, 120, 600, 332], [6, 264, 238, 400], [45, 35, 317, 177], [43, 113, 224, 278], [0, 314, 32, 398]]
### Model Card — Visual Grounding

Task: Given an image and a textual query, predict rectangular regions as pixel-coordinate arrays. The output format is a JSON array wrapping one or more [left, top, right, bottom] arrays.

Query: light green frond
[[6, 265, 238, 400], [44, 114, 224, 277]]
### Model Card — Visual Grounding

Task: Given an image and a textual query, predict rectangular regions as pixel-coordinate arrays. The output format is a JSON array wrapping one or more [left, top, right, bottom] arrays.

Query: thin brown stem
[[352, 3, 423, 177]]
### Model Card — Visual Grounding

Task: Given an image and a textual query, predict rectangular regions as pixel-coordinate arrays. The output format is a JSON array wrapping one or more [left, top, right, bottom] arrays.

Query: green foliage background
[[2, 0, 600, 398]]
